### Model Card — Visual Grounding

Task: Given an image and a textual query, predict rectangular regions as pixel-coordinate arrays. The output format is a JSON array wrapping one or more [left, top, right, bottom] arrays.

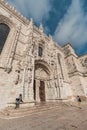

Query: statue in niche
[[29, 42, 34, 55], [27, 67, 32, 84], [52, 65, 57, 79], [14, 61, 21, 85], [27, 57, 33, 84], [49, 80, 53, 88], [28, 57, 33, 70], [69, 63, 76, 72], [84, 58, 87, 67], [47, 81, 51, 88], [54, 81, 57, 88], [81, 58, 87, 68], [67, 58, 76, 72], [64, 47, 71, 56], [72, 63, 76, 70], [26, 40, 35, 56], [85, 58, 87, 63]]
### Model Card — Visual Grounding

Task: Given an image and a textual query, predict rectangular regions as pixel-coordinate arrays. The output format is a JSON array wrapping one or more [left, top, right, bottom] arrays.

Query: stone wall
[[0, 0, 87, 108]]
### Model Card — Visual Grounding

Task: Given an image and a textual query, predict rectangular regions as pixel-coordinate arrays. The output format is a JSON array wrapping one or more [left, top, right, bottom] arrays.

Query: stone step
[[7, 102, 62, 111], [1, 102, 69, 118], [8, 102, 62, 112], [0, 103, 79, 118], [9, 107, 62, 117]]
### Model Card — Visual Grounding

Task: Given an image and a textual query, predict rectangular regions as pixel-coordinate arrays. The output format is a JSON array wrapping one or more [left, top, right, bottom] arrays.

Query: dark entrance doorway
[[39, 81, 45, 102], [33, 80, 36, 100]]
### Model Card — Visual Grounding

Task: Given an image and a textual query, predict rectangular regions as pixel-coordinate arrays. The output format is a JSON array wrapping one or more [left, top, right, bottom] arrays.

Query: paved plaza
[[0, 102, 87, 130]]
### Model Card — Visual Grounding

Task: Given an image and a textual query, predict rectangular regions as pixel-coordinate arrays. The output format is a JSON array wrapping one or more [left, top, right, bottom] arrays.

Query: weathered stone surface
[[0, 0, 87, 109]]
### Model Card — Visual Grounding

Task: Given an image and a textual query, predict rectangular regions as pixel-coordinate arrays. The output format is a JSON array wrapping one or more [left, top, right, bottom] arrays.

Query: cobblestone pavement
[[0, 102, 87, 130]]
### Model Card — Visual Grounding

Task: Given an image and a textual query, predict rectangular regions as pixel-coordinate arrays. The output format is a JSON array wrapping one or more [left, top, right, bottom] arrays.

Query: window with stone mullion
[[38, 46, 43, 57]]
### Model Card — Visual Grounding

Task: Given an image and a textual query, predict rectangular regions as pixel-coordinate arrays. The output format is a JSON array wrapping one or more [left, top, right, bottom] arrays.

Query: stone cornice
[[62, 43, 87, 58], [0, 0, 29, 24], [0, 0, 65, 52], [79, 53, 87, 59], [62, 43, 73, 48], [33, 25, 50, 42], [64, 53, 78, 59]]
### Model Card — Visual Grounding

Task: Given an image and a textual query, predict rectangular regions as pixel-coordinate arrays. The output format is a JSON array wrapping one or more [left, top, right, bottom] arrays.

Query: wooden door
[[39, 81, 45, 102]]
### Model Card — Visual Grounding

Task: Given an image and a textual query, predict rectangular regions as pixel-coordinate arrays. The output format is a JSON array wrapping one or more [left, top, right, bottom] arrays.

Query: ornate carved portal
[[34, 61, 50, 102], [33, 80, 45, 102]]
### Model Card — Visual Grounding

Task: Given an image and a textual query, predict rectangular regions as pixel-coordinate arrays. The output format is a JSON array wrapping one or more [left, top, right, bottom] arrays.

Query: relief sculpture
[[81, 58, 87, 68], [14, 61, 21, 85]]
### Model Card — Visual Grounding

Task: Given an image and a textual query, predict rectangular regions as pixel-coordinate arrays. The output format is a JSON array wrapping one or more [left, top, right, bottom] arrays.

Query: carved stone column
[[35, 79, 40, 102], [21, 55, 35, 102], [5, 25, 21, 73], [28, 56, 35, 101]]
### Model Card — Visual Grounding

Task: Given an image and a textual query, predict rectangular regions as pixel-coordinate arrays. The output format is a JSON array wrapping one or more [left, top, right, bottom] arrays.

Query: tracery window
[[38, 46, 43, 57], [0, 23, 10, 54]]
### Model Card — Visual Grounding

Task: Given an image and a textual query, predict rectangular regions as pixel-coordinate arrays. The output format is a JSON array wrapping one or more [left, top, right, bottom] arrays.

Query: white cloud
[[54, 0, 87, 48], [5, 0, 52, 23]]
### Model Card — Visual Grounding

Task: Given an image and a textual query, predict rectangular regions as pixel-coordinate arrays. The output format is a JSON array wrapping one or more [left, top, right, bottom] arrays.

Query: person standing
[[19, 94, 23, 102], [76, 95, 81, 108]]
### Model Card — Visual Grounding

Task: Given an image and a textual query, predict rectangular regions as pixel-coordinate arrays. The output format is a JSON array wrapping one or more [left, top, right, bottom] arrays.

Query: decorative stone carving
[[64, 47, 71, 56], [5, 24, 21, 74], [39, 24, 44, 33], [14, 61, 21, 85], [0, 0, 29, 24], [81, 58, 87, 68], [27, 69, 32, 84], [0, 0, 87, 108], [0, 15, 14, 28], [29, 43, 35, 55], [47, 81, 50, 88], [5, 64, 12, 73], [67, 61, 76, 73]]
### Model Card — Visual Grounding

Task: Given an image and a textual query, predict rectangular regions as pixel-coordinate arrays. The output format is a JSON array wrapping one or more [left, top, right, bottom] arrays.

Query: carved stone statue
[[80, 58, 87, 68], [64, 47, 71, 56], [14, 61, 21, 85]]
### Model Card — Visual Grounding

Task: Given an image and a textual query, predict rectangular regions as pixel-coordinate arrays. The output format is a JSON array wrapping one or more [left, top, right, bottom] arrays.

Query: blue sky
[[5, 0, 87, 56]]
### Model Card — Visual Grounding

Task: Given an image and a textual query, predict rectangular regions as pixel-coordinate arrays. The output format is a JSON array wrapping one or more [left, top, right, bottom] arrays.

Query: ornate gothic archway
[[33, 60, 51, 102]]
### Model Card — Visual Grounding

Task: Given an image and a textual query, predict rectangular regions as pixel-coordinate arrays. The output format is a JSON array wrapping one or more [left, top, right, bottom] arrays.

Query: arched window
[[38, 46, 43, 57], [0, 23, 10, 54]]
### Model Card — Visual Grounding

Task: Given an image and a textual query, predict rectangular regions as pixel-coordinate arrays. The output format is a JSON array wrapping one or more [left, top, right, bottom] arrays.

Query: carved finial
[[39, 23, 44, 33], [1, 0, 4, 2], [30, 18, 33, 23], [27, 18, 34, 31], [29, 18, 33, 27], [49, 35, 54, 45], [5, 2, 8, 5]]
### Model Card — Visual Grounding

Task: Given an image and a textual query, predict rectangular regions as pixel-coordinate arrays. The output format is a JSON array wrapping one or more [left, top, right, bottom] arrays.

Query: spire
[[39, 23, 44, 33], [27, 18, 34, 32], [30, 18, 33, 25], [49, 35, 54, 45]]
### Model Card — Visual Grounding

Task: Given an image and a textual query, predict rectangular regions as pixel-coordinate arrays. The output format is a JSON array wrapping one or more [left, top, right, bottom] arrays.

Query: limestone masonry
[[0, 0, 87, 109]]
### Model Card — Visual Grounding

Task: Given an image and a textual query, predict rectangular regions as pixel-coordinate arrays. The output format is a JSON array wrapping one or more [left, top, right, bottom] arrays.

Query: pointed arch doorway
[[34, 80, 45, 102], [33, 60, 50, 103]]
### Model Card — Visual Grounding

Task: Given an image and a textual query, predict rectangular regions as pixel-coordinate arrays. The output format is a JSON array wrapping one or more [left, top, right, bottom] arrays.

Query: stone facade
[[0, 0, 87, 109]]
